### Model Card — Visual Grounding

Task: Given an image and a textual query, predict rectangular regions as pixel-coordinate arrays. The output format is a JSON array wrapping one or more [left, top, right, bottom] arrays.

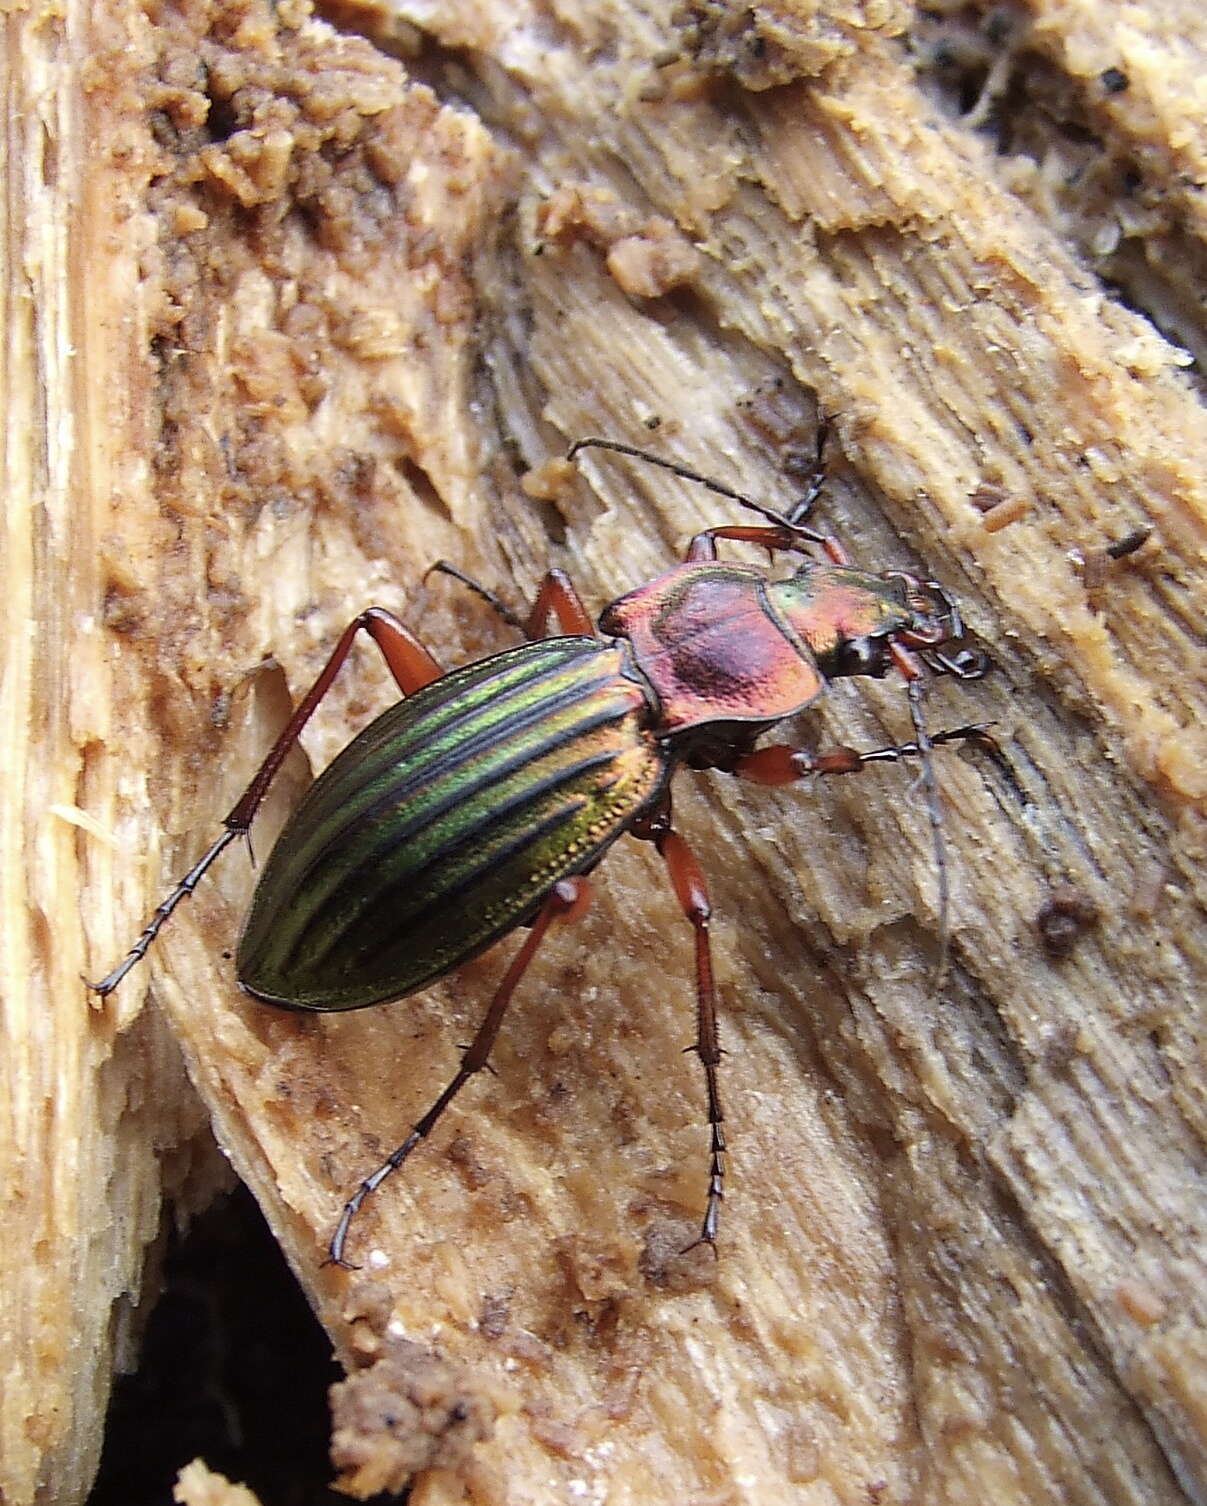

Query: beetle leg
[[326, 876, 591, 1268], [90, 608, 443, 998], [735, 719, 996, 988], [782, 416, 831, 527], [686, 523, 850, 567], [225, 609, 443, 830], [732, 724, 996, 785], [426, 559, 526, 631], [427, 561, 595, 639], [631, 811, 725, 1254], [569, 428, 846, 562], [684, 425, 847, 564], [525, 569, 596, 638]]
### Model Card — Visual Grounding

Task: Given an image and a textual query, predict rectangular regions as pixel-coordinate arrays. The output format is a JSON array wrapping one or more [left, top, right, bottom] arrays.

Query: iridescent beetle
[[94, 432, 987, 1265]]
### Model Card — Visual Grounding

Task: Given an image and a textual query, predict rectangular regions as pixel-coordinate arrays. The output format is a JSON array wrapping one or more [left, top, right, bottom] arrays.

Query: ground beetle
[[94, 431, 988, 1266]]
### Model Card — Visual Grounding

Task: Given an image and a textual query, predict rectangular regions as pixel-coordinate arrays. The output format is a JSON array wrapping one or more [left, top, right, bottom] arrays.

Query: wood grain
[[4, 0, 1204, 1501]]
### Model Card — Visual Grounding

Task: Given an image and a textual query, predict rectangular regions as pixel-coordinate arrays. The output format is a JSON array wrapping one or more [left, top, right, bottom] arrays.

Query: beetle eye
[[834, 635, 890, 678]]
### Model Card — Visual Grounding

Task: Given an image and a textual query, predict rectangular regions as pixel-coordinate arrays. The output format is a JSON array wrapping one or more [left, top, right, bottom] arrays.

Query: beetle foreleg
[[633, 815, 725, 1255], [326, 875, 591, 1268], [91, 608, 443, 998]]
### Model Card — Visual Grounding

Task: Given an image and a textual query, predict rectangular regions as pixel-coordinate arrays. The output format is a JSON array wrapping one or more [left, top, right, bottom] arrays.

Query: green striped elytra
[[93, 433, 988, 1266], [238, 637, 664, 1010]]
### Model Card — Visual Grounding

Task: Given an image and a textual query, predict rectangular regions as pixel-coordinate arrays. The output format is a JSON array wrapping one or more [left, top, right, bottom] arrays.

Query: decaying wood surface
[[3, 0, 1205, 1501]]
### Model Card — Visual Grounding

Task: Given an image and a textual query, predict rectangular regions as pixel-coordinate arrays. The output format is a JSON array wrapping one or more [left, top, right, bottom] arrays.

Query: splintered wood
[[4, 0, 1205, 1503]]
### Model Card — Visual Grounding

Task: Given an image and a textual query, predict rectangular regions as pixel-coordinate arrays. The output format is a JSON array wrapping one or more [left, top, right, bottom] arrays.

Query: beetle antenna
[[905, 677, 952, 988], [783, 415, 831, 528], [567, 437, 829, 543]]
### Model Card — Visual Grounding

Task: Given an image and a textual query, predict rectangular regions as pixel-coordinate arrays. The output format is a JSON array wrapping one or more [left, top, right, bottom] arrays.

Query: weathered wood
[[0, 2, 227, 1502], [5, 0, 1204, 1501]]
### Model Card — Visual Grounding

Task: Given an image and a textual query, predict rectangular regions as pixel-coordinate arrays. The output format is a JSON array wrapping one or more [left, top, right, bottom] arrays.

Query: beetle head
[[883, 572, 989, 681], [767, 564, 985, 685], [771, 565, 987, 990]]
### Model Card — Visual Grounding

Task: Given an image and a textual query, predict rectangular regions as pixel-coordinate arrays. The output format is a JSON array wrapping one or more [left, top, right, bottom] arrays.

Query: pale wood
[[5, 0, 1205, 1503], [1, 3, 227, 1503]]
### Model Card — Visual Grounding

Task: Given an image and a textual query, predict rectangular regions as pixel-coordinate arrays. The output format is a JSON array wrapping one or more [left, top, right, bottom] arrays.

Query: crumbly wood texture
[[174, 1459, 265, 1506], [4, 0, 1205, 1502]]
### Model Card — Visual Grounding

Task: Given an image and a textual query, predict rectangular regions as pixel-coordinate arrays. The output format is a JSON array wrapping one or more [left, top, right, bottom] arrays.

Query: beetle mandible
[[93, 430, 989, 1266]]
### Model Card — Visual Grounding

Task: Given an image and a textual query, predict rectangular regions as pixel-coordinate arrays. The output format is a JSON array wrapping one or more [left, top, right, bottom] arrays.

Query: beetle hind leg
[[326, 876, 592, 1268], [90, 608, 444, 999], [631, 810, 725, 1255]]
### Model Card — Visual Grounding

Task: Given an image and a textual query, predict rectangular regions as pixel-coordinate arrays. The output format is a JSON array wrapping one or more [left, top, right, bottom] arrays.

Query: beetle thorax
[[600, 561, 826, 735]]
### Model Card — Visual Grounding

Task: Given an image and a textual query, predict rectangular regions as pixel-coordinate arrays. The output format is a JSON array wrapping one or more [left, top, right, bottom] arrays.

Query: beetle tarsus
[[732, 723, 995, 788], [689, 1090, 726, 1259], [325, 879, 591, 1266], [88, 828, 241, 996], [427, 560, 526, 632], [327, 1129, 424, 1268], [431, 559, 596, 640], [634, 812, 729, 1253], [680, 1170, 723, 1260], [783, 414, 830, 529], [833, 722, 997, 769]]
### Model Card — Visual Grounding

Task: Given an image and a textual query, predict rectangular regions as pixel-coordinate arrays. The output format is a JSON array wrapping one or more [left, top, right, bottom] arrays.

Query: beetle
[[93, 431, 988, 1266]]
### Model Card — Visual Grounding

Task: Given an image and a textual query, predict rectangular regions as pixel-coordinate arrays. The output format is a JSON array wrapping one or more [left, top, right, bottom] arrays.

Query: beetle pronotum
[[94, 432, 989, 1266]]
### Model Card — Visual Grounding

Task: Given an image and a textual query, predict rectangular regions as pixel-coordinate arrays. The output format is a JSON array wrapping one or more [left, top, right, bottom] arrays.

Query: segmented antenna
[[905, 676, 951, 987], [566, 435, 830, 544]]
